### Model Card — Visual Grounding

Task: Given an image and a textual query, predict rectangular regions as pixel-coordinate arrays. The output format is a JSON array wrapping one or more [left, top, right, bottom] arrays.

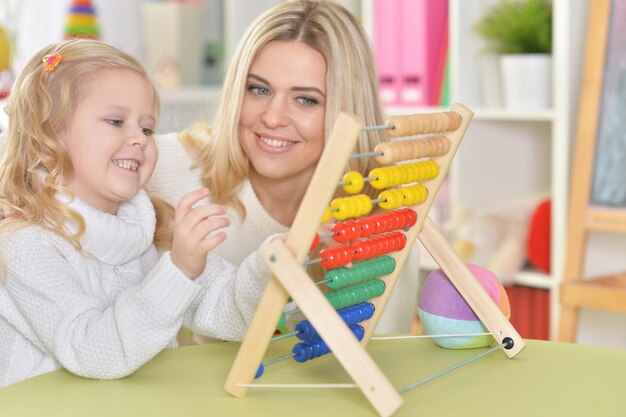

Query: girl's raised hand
[[171, 188, 230, 279]]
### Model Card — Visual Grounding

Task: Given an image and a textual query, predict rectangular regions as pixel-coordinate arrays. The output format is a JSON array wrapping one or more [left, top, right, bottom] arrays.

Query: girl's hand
[[171, 188, 230, 279]]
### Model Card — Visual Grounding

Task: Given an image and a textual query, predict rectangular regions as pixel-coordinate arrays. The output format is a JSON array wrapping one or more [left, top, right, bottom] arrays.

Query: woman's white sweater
[[148, 133, 421, 335], [0, 190, 270, 388]]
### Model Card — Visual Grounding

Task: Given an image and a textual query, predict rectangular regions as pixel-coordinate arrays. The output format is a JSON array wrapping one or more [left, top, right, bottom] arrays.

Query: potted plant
[[475, 0, 552, 109]]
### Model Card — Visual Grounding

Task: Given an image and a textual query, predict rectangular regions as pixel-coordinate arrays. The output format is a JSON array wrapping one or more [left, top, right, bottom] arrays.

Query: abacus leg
[[224, 277, 289, 397], [262, 239, 403, 417]]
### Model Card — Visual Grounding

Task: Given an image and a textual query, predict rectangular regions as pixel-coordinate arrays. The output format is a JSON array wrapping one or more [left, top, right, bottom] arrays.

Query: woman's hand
[[171, 188, 230, 279]]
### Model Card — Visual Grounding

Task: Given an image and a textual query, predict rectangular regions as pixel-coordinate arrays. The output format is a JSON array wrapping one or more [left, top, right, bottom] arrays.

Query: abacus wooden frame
[[224, 103, 525, 417]]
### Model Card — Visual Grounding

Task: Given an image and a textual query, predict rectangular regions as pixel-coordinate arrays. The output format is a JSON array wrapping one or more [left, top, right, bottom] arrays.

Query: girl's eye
[[247, 85, 271, 96], [141, 127, 154, 136], [107, 119, 123, 127], [297, 96, 319, 106]]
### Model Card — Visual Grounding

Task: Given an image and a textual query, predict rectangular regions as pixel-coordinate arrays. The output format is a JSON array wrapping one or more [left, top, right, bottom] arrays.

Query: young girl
[[0, 39, 272, 388]]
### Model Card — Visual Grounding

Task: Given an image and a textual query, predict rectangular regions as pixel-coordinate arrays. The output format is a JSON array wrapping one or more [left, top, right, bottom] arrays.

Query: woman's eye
[[248, 85, 270, 96], [141, 127, 154, 136], [297, 96, 319, 106], [107, 119, 123, 127]]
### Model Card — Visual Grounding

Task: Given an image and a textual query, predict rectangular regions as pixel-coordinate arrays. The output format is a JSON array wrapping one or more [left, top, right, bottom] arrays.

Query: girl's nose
[[128, 129, 149, 147]]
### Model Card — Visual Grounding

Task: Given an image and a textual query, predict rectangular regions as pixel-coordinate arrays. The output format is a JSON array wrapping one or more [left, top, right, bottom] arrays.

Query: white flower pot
[[500, 54, 552, 110]]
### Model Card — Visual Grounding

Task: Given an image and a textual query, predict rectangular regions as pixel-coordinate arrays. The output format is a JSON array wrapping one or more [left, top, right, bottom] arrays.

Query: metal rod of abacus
[[263, 352, 296, 367], [361, 124, 393, 132], [398, 339, 513, 394], [271, 331, 299, 343], [348, 151, 383, 159], [337, 176, 375, 185]]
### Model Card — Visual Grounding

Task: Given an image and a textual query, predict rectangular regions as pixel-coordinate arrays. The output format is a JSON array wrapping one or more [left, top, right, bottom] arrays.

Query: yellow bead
[[407, 185, 428, 205], [399, 165, 412, 185], [418, 185, 429, 203], [369, 168, 390, 189], [342, 171, 365, 194], [410, 164, 420, 182], [401, 186, 416, 206], [378, 189, 400, 210], [321, 207, 332, 224], [331, 198, 350, 221], [387, 167, 402, 187], [347, 196, 359, 219], [430, 161, 440, 179], [360, 194, 373, 216], [415, 163, 426, 181]]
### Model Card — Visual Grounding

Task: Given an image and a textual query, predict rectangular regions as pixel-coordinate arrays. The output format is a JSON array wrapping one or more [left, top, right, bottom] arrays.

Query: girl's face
[[60, 68, 157, 214], [239, 40, 327, 189]]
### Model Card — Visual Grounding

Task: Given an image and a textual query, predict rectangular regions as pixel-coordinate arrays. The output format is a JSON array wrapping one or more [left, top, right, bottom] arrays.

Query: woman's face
[[239, 40, 327, 188]]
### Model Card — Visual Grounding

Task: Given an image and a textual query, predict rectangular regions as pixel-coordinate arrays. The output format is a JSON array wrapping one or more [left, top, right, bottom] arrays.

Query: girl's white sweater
[[0, 190, 270, 387]]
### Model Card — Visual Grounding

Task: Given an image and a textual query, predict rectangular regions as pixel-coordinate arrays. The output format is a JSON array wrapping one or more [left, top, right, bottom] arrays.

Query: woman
[[149, 0, 420, 334]]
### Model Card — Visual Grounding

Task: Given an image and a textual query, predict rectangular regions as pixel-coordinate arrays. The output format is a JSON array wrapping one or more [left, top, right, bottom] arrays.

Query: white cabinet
[[361, 0, 581, 339]]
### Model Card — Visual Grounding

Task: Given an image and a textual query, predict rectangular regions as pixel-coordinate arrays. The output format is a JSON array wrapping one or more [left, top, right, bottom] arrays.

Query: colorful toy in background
[[418, 264, 510, 349], [0, 24, 13, 100], [65, 0, 100, 40]]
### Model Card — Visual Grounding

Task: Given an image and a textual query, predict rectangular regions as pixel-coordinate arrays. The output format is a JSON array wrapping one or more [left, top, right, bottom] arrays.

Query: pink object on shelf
[[374, 0, 402, 105], [373, 0, 449, 107]]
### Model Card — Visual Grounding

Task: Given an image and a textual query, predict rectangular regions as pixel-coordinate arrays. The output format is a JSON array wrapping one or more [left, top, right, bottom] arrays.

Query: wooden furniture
[[558, 0, 626, 343], [0, 339, 624, 417], [224, 105, 524, 417]]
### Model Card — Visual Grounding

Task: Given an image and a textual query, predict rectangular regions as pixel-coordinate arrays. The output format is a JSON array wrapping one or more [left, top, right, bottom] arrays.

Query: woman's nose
[[260, 96, 290, 128]]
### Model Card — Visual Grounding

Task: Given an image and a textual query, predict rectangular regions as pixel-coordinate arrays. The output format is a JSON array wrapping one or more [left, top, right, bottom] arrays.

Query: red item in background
[[505, 285, 550, 340], [527, 199, 551, 273]]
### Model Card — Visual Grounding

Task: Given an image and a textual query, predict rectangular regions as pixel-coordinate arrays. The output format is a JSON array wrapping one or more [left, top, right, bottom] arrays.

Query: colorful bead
[[342, 171, 365, 194], [321, 207, 332, 224]]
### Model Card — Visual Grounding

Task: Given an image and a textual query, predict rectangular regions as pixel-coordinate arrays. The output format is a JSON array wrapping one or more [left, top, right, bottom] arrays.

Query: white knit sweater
[[0, 190, 270, 388], [149, 133, 421, 334]]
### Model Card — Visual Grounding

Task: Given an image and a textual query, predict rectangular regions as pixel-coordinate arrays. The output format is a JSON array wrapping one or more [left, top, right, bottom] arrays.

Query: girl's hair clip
[[42, 53, 64, 73]]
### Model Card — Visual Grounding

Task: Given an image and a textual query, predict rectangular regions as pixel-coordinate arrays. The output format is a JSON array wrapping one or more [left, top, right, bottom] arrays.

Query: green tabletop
[[1, 338, 624, 417]]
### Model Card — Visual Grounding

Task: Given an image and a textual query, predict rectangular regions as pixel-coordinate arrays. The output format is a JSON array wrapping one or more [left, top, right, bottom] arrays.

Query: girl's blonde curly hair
[[0, 39, 174, 254]]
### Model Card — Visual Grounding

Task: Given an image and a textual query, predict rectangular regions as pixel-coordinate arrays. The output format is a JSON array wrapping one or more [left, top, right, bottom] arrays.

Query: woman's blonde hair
[[184, 0, 386, 216], [0, 39, 173, 251]]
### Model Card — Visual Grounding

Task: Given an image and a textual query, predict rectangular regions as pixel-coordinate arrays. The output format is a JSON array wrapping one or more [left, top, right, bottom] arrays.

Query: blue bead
[[296, 320, 316, 341], [255, 364, 264, 379], [293, 342, 308, 363]]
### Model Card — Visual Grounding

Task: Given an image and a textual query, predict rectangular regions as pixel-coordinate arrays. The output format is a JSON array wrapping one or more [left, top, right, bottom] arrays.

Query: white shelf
[[383, 105, 555, 122], [157, 85, 222, 133], [513, 270, 555, 290], [472, 108, 555, 122], [159, 85, 222, 105], [370, 0, 573, 340]]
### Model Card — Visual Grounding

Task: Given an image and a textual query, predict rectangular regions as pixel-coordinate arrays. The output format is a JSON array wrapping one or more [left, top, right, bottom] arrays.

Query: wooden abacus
[[224, 103, 525, 417]]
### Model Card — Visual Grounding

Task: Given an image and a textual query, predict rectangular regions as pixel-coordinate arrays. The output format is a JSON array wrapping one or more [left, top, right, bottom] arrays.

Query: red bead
[[347, 220, 360, 241], [320, 247, 338, 269], [339, 246, 354, 266], [386, 212, 399, 232], [351, 241, 368, 261], [373, 215, 387, 235], [310, 233, 321, 251]]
